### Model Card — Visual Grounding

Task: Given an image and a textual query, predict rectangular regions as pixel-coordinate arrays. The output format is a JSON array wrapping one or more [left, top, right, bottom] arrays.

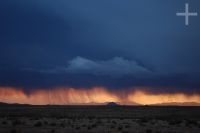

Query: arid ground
[[0, 105, 200, 133]]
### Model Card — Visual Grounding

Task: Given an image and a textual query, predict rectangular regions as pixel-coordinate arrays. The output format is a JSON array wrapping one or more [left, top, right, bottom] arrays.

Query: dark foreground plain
[[0, 105, 200, 133]]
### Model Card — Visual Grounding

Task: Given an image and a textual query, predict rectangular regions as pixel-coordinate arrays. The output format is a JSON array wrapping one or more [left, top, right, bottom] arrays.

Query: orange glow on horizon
[[128, 90, 200, 105], [0, 87, 200, 105], [0, 87, 120, 105]]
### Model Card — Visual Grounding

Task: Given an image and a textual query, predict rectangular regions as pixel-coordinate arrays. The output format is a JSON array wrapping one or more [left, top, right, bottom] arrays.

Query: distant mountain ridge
[[106, 102, 119, 106], [0, 102, 200, 106], [152, 102, 200, 106], [0, 102, 30, 106]]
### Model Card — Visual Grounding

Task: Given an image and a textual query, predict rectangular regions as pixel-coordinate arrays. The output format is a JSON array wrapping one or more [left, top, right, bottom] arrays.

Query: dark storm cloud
[[66, 57, 152, 76], [25, 56, 151, 76], [1, 67, 200, 94], [0, 0, 200, 93]]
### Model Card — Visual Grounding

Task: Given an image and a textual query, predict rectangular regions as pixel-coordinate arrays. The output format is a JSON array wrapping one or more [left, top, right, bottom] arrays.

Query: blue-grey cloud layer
[[27, 57, 151, 76], [0, 0, 200, 92]]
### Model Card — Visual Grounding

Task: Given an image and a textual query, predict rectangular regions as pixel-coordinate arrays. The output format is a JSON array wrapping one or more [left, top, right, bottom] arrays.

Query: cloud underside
[[66, 57, 151, 76], [26, 57, 151, 77]]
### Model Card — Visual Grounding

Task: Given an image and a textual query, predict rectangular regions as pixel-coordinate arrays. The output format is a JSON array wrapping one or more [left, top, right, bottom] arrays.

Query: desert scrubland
[[0, 105, 200, 133]]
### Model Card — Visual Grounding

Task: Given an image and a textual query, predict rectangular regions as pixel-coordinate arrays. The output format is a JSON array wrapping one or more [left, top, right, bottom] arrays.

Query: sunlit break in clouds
[[0, 87, 200, 105]]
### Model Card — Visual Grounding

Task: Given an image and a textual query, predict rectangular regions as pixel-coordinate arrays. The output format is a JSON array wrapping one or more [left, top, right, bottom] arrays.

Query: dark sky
[[0, 0, 200, 93]]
